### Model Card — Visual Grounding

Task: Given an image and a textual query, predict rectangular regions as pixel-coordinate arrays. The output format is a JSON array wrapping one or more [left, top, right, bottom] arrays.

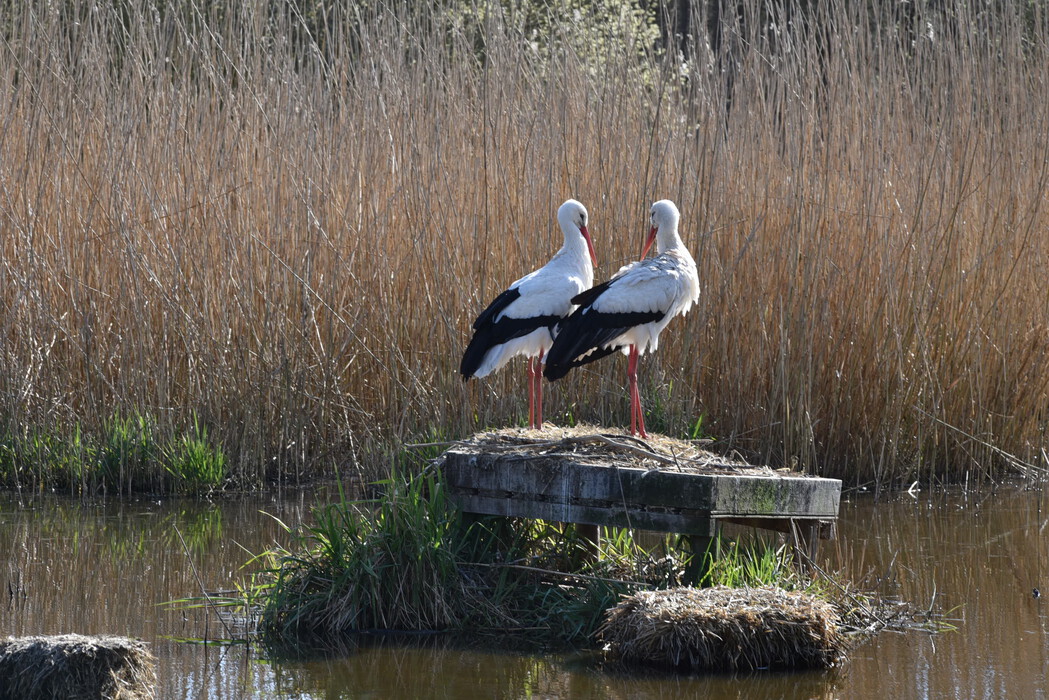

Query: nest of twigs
[[0, 634, 156, 700], [445, 424, 782, 476], [598, 585, 847, 671]]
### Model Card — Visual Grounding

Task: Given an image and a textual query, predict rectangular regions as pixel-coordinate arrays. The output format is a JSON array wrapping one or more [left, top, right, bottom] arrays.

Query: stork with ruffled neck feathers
[[543, 200, 699, 437]]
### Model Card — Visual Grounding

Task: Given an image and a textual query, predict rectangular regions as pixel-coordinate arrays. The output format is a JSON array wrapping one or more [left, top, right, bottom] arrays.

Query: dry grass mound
[[599, 586, 846, 671], [448, 424, 776, 477], [0, 635, 156, 700]]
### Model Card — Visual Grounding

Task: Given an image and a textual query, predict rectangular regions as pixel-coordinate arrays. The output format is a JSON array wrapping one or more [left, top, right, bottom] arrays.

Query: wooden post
[[576, 523, 600, 561], [684, 531, 719, 585], [789, 519, 826, 570]]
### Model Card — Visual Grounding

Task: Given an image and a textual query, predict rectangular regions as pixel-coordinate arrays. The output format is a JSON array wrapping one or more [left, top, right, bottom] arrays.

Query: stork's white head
[[558, 199, 597, 266], [641, 199, 681, 258]]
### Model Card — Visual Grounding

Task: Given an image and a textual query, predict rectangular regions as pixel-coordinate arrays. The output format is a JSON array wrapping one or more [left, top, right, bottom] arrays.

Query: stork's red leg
[[636, 381, 647, 439], [627, 345, 647, 438], [536, 349, 544, 428], [527, 357, 536, 429], [628, 345, 638, 436]]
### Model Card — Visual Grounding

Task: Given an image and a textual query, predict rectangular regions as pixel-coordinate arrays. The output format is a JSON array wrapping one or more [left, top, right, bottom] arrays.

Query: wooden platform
[[438, 429, 841, 542]]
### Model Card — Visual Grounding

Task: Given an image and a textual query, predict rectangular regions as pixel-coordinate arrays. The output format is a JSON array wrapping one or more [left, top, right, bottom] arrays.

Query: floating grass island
[[247, 428, 931, 667], [599, 585, 847, 671], [0, 634, 156, 700]]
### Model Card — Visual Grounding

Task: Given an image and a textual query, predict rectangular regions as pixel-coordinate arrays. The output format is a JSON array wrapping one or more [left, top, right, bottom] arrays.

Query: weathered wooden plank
[[718, 516, 837, 541], [442, 453, 717, 510], [442, 451, 840, 514], [440, 448, 841, 540], [452, 493, 717, 536], [709, 473, 840, 518]]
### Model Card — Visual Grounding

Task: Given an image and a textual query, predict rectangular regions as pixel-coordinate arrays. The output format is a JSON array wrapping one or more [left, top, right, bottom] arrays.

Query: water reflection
[[1, 484, 1048, 698], [264, 641, 844, 699], [0, 491, 309, 698], [831, 486, 1049, 699]]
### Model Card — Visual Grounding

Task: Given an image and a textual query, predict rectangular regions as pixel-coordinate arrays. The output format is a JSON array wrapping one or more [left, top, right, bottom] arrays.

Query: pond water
[[2, 482, 1047, 699]]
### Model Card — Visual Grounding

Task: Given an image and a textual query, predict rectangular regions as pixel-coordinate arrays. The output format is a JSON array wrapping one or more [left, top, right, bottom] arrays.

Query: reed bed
[[1, 1, 1048, 491]]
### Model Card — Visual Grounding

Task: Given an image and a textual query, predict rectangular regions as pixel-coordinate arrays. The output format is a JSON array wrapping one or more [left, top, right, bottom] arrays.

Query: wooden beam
[[440, 449, 841, 540]]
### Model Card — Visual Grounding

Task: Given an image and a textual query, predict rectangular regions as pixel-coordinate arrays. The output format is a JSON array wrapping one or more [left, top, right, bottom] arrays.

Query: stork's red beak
[[581, 225, 597, 266], [641, 226, 657, 259]]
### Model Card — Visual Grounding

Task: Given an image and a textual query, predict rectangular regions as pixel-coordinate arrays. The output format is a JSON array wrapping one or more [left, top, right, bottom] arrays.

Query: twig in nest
[[404, 440, 470, 450], [559, 434, 681, 466], [466, 562, 652, 588]]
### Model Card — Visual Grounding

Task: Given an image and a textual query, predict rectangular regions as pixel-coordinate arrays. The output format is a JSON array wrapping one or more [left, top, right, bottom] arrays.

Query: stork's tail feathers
[[460, 329, 493, 379], [543, 344, 617, 381], [542, 359, 572, 382], [543, 311, 622, 381]]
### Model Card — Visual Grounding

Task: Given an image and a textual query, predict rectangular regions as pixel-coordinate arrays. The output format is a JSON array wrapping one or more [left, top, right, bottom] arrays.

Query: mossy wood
[[442, 449, 841, 538]]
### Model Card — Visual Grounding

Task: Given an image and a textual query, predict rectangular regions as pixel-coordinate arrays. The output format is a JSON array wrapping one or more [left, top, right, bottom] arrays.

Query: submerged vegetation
[[2, 0, 1049, 490]]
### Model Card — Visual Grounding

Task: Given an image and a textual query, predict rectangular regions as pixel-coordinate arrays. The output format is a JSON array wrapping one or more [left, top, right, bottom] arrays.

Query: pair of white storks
[[460, 199, 699, 438]]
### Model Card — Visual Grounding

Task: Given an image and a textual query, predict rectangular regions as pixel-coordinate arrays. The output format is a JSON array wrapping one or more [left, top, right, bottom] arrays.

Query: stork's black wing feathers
[[543, 308, 665, 381], [460, 286, 561, 379], [472, 287, 520, 330], [570, 277, 616, 307], [542, 343, 618, 380]]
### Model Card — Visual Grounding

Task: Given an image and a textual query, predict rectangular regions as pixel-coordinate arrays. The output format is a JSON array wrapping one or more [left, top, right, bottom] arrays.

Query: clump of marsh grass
[[162, 416, 227, 494], [97, 412, 159, 492], [599, 585, 846, 671], [696, 537, 804, 590], [0, 634, 156, 700], [0, 412, 227, 494], [260, 471, 480, 642], [256, 469, 659, 647], [256, 468, 834, 650]]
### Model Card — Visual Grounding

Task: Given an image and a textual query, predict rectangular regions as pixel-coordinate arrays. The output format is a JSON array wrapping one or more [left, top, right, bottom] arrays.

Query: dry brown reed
[[599, 585, 846, 671], [1, 1, 1048, 488], [0, 634, 156, 700]]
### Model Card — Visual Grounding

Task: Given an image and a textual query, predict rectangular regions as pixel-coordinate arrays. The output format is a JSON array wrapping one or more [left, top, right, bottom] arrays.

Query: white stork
[[461, 199, 597, 429], [543, 200, 699, 438]]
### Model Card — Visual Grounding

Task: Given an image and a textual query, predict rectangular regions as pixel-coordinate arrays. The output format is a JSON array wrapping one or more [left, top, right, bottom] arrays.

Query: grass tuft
[[163, 416, 227, 494], [256, 469, 822, 650], [97, 412, 159, 492], [0, 411, 228, 495], [260, 470, 469, 642]]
